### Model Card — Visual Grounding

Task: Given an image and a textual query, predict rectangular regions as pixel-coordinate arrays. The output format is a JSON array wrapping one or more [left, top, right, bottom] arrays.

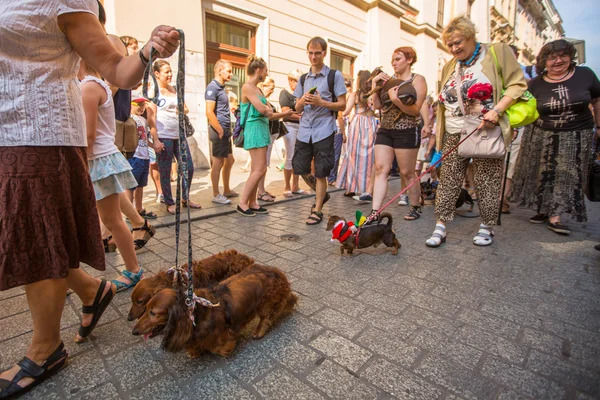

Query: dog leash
[[366, 125, 482, 224], [143, 30, 196, 312]]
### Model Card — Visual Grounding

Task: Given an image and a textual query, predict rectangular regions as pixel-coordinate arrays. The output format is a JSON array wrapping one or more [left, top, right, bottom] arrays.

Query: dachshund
[[127, 249, 254, 321], [132, 264, 297, 358], [326, 212, 401, 255]]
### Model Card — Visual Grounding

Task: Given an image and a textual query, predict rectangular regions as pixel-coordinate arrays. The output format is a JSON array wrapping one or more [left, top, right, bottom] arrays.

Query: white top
[[156, 92, 180, 139], [82, 76, 119, 160], [132, 115, 150, 160], [0, 0, 98, 147]]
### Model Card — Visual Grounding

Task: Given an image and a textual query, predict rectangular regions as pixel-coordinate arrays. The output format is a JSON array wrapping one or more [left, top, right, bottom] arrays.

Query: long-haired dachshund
[[132, 264, 297, 358], [127, 249, 254, 320]]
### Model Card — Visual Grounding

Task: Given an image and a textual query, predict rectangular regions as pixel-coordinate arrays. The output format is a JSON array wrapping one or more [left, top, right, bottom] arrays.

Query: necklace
[[545, 69, 571, 81], [459, 42, 482, 67]]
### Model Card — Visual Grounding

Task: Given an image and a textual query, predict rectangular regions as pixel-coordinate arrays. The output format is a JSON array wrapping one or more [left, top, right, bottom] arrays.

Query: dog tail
[[377, 212, 393, 227]]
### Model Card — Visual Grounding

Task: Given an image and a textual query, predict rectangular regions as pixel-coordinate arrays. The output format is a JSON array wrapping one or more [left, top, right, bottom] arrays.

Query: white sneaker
[[212, 194, 232, 204], [398, 195, 409, 206]]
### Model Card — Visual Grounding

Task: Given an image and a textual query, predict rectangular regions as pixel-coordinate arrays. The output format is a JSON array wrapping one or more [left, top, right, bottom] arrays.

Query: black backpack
[[299, 69, 338, 117]]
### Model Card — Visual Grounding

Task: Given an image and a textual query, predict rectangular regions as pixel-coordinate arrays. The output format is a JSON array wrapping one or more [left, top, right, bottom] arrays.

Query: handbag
[[184, 115, 195, 138], [276, 121, 289, 140], [490, 45, 539, 128], [232, 106, 249, 148], [586, 158, 600, 202], [114, 117, 138, 155], [417, 140, 432, 162], [455, 62, 506, 159]]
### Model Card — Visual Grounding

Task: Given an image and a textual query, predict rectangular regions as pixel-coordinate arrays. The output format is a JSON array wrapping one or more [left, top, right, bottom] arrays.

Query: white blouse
[[0, 0, 98, 147]]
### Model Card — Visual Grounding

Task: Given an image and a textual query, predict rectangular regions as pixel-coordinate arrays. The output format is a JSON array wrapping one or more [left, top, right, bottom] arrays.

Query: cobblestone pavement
[[1, 178, 599, 399]]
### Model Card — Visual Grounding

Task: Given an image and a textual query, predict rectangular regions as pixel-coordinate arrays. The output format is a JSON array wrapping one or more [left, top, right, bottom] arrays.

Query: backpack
[[525, 65, 534, 79], [300, 69, 338, 117]]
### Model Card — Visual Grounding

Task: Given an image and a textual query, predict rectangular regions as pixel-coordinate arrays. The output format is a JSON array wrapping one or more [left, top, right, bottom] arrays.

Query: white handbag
[[454, 62, 506, 159]]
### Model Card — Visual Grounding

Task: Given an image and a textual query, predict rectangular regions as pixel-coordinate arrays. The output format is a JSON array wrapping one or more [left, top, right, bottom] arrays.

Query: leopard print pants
[[435, 132, 504, 225]]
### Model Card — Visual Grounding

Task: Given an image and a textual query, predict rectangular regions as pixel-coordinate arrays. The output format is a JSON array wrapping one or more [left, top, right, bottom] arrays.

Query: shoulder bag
[[232, 106, 249, 148], [455, 62, 506, 159], [490, 45, 539, 128]]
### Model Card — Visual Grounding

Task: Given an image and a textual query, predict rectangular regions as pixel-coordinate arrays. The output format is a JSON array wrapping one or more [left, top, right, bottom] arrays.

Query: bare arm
[[307, 91, 346, 112], [145, 103, 163, 153], [242, 84, 272, 117], [81, 82, 104, 147], [342, 93, 356, 118], [106, 34, 128, 94], [388, 75, 427, 116], [420, 102, 431, 138], [205, 100, 224, 137], [58, 12, 180, 90], [371, 72, 390, 110], [281, 106, 301, 122]]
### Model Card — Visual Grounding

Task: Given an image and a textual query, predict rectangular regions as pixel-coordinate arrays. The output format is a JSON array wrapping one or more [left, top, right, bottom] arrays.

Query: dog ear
[[162, 292, 193, 352]]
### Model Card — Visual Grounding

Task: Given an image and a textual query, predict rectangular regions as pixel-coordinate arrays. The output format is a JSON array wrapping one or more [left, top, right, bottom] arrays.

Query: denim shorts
[[128, 157, 150, 188]]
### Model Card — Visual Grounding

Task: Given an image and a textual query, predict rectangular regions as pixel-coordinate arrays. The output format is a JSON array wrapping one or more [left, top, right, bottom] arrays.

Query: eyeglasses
[[307, 51, 324, 57]]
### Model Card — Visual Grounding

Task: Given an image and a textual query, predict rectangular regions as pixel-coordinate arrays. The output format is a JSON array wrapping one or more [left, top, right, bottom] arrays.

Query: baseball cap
[[131, 97, 148, 103]]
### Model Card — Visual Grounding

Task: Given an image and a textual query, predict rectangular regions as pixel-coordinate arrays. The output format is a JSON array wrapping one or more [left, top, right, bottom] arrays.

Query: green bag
[[490, 45, 539, 128]]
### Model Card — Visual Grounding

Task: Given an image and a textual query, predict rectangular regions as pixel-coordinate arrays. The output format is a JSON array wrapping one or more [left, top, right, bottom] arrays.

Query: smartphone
[[308, 86, 318, 95]]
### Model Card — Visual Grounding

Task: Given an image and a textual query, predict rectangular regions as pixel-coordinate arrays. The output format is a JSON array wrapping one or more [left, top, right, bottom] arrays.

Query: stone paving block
[[454, 325, 528, 364], [259, 332, 320, 373], [327, 267, 371, 285], [245, 249, 277, 264], [363, 278, 411, 301], [318, 292, 367, 318], [362, 358, 443, 399], [278, 249, 309, 263], [411, 329, 482, 370], [311, 307, 368, 339], [92, 319, 141, 356], [275, 313, 323, 343], [389, 273, 437, 292], [186, 368, 256, 400], [254, 369, 325, 400], [291, 266, 330, 282], [0, 286, 24, 301], [227, 342, 277, 383], [106, 342, 163, 391], [358, 308, 419, 340], [306, 359, 378, 400], [526, 350, 600, 396], [158, 348, 219, 381], [291, 279, 329, 300], [316, 276, 365, 298], [402, 291, 462, 317], [480, 299, 543, 329], [401, 305, 464, 337], [0, 294, 29, 320], [354, 290, 407, 315], [56, 350, 112, 397], [415, 354, 498, 400], [456, 308, 520, 340], [0, 311, 32, 341], [76, 382, 121, 400], [543, 318, 600, 350], [520, 327, 563, 356], [569, 343, 600, 372], [355, 327, 421, 367], [309, 330, 372, 373], [428, 284, 485, 309], [295, 294, 323, 317], [481, 356, 566, 399]]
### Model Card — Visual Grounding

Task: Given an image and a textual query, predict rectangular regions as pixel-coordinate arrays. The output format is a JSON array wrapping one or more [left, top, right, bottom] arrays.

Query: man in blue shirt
[[293, 37, 347, 225], [206, 60, 237, 204]]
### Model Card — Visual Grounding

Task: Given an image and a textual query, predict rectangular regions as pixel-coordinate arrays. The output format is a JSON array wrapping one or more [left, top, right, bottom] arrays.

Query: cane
[[497, 134, 513, 226]]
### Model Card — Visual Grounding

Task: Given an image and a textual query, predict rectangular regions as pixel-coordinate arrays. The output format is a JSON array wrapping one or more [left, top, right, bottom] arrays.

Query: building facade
[[101, 0, 493, 167]]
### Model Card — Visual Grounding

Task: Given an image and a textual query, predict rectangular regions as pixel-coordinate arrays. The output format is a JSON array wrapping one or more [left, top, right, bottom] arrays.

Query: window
[[330, 51, 354, 81], [437, 0, 445, 28], [205, 15, 256, 100]]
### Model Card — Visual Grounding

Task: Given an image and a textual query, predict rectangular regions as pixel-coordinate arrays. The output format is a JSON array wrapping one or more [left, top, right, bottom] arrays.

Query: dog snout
[[132, 326, 140, 335], [127, 312, 134, 321]]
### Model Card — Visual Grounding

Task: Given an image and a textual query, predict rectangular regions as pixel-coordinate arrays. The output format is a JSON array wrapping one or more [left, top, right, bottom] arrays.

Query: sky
[[553, 0, 600, 73]]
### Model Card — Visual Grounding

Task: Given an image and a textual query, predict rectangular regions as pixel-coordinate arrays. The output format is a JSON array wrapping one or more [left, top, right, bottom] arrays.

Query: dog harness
[[330, 220, 357, 243]]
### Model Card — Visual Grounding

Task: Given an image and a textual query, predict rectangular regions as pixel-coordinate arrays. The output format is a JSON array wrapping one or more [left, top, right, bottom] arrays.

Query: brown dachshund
[[326, 213, 401, 255], [127, 249, 254, 320], [132, 264, 297, 358]]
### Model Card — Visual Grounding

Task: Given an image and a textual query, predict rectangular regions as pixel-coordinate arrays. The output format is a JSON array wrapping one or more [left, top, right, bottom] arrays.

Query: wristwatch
[[492, 107, 503, 117]]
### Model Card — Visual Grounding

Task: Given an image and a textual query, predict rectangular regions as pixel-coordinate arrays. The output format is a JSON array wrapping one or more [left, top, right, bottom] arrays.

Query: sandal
[[111, 267, 144, 293], [343, 192, 356, 197], [132, 219, 156, 251], [182, 200, 202, 209], [291, 189, 306, 195], [257, 193, 275, 202], [306, 211, 323, 225], [404, 205, 422, 221], [473, 225, 494, 246], [103, 236, 116, 253], [139, 209, 157, 219], [426, 224, 446, 248], [0, 342, 68, 399], [283, 191, 294, 198], [311, 192, 331, 212], [77, 280, 116, 340]]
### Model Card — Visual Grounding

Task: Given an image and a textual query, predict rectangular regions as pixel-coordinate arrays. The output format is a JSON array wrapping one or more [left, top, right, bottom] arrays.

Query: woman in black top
[[512, 39, 600, 234]]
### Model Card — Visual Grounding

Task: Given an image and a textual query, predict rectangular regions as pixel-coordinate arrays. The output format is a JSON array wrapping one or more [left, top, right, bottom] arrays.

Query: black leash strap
[[143, 30, 194, 309]]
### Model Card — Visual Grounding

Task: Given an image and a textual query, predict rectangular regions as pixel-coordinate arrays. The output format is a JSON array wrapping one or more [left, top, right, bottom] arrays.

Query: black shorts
[[210, 131, 233, 159], [375, 127, 421, 149], [292, 133, 335, 178]]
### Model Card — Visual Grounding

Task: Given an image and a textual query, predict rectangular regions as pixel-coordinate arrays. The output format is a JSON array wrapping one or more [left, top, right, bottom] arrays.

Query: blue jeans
[[328, 133, 344, 183]]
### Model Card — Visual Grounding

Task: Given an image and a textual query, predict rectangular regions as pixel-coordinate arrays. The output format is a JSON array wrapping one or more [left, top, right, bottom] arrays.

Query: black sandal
[[404, 205, 422, 221], [139, 209, 157, 219], [311, 192, 331, 212], [102, 236, 116, 253], [77, 280, 115, 341], [132, 219, 156, 251], [0, 342, 68, 399], [306, 211, 323, 225]]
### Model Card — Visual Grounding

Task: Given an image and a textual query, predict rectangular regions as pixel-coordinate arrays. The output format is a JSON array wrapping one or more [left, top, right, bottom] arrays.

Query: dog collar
[[331, 220, 356, 243]]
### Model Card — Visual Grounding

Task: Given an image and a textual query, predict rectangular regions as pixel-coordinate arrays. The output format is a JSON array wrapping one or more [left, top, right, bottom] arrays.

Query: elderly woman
[[512, 40, 600, 234], [0, 1, 179, 396], [426, 15, 527, 247]]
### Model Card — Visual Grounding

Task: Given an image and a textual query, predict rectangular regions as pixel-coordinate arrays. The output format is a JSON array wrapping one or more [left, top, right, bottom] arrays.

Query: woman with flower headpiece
[[425, 15, 527, 248]]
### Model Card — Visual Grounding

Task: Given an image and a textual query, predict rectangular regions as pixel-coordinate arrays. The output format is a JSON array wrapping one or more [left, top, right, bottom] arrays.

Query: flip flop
[[0, 342, 68, 399], [291, 189, 306, 195], [182, 201, 202, 209], [77, 280, 115, 340], [283, 191, 294, 198]]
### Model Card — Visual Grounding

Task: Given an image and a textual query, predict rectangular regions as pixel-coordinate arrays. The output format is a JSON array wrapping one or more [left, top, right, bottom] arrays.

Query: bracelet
[[139, 46, 149, 66], [492, 107, 503, 117]]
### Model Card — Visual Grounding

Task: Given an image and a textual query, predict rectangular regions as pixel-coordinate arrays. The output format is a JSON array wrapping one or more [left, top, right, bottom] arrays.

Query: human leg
[[210, 156, 225, 197], [328, 133, 343, 184], [157, 139, 176, 206], [371, 145, 395, 211], [312, 134, 335, 212], [222, 152, 235, 195], [239, 147, 268, 211]]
